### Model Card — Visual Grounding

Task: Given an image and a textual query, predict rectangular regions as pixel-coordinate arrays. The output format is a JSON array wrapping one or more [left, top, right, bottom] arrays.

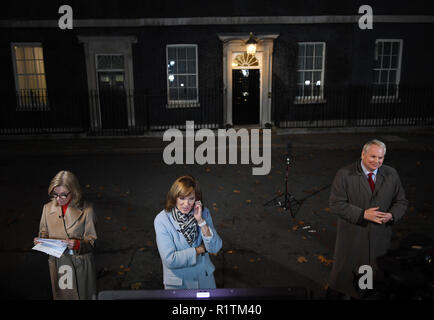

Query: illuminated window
[[166, 45, 198, 106], [295, 42, 325, 102], [233, 53, 259, 67], [372, 40, 403, 100], [11, 43, 48, 109]]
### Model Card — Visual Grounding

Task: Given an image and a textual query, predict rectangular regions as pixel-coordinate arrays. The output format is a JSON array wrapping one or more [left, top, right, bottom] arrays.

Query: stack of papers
[[32, 238, 68, 258]]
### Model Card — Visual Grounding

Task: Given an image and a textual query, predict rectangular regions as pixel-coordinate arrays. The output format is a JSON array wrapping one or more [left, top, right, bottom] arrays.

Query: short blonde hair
[[48, 170, 83, 208], [362, 139, 387, 155], [165, 175, 202, 212]]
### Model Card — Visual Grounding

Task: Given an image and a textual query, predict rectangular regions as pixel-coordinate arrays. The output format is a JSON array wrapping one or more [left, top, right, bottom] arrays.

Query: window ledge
[[166, 101, 200, 109], [371, 97, 401, 104], [16, 105, 50, 111], [293, 97, 326, 105]]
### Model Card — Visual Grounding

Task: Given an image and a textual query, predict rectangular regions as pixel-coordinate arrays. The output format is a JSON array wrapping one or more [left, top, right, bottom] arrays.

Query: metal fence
[[1, 85, 433, 135], [274, 85, 434, 128], [0, 88, 224, 135]]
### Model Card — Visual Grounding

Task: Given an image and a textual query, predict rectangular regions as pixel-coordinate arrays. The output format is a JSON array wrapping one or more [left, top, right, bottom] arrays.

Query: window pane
[[177, 47, 187, 59], [178, 87, 187, 100], [14, 46, 24, 60], [178, 60, 187, 73], [111, 56, 124, 69], [168, 61, 177, 74], [168, 47, 176, 60], [168, 75, 178, 87], [383, 42, 391, 55], [305, 57, 313, 70], [187, 60, 196, 73], [314, 57, 322, 70], [16, 60, 25, 74], [297, 56, 304, 70], [178, 75, 187, 88], [306, 44, 314, 56], [24, 47, 34, 60], [97, 56, 111, 69], [298, 44, 305, 57], [187, 75, 196, 88], [304, 71, 312, 85], [313, 71, 321, 82], [34, 47, 43, 60], [382, 55, 391, 69], [187, 47, 196, 59], [391, 42, 400, 55], [314, 44, 323, 57], [391, 55, 398, 68], [25, 60, 36, 74]]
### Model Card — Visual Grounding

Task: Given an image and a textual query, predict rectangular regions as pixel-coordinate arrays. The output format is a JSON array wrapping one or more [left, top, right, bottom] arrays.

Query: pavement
[[0, 127, 433, 299]]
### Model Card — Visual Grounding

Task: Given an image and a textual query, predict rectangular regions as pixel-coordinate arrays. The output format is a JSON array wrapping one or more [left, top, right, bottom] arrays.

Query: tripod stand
[[264, 148, 301, 218]]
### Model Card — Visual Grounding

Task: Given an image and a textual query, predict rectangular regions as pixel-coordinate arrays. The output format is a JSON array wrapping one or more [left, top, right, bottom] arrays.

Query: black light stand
[[264, 143, 301, 218]]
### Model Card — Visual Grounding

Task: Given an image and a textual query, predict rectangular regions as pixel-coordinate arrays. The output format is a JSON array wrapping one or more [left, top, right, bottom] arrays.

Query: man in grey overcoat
[[328, 139, 408, 298]]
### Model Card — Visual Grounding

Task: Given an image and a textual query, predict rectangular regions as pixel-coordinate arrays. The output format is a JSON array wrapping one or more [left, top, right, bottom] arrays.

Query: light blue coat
[[154, 207, 222, 289]]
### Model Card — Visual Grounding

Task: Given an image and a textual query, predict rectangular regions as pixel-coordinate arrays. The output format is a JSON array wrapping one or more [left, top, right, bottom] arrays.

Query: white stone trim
[[1, 15, 434, 28], [77, 35, 137, 130], [219, 33, 278, 128]]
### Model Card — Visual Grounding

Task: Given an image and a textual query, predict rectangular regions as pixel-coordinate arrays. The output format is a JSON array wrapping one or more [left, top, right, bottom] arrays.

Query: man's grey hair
[[362, 139, 387, 155]]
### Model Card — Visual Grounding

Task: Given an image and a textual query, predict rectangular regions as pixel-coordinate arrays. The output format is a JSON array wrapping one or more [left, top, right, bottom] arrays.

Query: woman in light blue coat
[[154, 175, 222, 289]]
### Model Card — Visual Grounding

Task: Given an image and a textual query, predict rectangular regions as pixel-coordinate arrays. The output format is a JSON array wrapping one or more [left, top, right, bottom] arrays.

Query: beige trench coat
[[38, 200, 98, 300]]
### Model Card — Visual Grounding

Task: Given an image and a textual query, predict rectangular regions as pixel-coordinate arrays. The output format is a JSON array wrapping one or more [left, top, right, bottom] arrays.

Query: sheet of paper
[[32, 238, 68, 258]]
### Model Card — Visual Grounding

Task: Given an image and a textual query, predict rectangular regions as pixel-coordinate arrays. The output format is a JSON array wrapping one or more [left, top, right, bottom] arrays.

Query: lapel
[[356, 161, 373, 195], [373, 167, 385, 196], [64, 204, 84, 230]]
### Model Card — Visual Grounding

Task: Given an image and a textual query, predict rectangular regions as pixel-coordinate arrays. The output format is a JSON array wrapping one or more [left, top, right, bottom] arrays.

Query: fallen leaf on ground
[[246, 200, 252, 204], [316, 255, 334, 266], [131, 282, 141, 290], [138, 247, 145, 251], [233, 190, 240, 193], [104, 216, 112, 221], [297, 256, 308, 263], [120, 265, 124, 269], [249, 258, 255, 263]]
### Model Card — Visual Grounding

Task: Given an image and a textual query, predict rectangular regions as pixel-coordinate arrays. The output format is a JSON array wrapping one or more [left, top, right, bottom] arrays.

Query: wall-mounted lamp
[[245, 32, 258, 55]]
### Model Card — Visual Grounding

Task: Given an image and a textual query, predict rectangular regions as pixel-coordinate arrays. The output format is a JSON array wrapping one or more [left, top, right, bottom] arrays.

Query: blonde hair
[[165, 175, 202, 212], [48, 170, 83, 208], [362, 139, 387, 155]]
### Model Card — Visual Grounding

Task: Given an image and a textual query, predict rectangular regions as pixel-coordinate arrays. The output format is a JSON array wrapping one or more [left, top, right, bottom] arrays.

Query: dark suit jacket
[[328, 161, 408, 298]]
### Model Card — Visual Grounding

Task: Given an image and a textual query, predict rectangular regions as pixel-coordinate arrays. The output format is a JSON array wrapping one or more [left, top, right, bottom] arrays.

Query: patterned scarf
[[172, 207, 198, 246]]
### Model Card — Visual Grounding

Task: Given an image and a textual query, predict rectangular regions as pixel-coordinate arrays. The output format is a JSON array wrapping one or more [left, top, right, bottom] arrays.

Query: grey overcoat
[[328, 161, 408, 298]]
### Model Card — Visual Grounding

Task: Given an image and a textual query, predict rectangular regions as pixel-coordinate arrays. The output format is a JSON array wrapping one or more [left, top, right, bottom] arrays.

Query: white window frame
[[372, 39, 403, 103], [294, 42, 326, 104], [10, 42, 49, 111], [166, 44, 199, 108]]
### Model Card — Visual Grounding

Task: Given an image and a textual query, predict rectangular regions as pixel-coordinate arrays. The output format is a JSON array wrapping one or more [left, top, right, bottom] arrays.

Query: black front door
[[232, 69, 260, 125], [98, 72, 128, 129]]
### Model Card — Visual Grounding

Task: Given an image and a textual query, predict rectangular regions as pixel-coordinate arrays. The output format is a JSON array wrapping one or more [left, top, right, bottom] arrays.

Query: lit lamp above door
[[245, 32, 258, 55]]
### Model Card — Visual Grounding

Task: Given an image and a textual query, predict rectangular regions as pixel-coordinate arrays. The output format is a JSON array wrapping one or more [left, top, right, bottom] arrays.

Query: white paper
[[32, 238, 67, 258]]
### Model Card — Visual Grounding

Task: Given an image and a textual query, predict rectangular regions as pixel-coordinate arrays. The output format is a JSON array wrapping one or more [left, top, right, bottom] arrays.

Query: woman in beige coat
[[33, 170, 98, 300]]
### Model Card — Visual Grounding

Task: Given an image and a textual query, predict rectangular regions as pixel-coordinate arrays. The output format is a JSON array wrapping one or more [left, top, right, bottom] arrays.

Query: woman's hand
[[193, 200, 203, 223], [33, 237, 41, 245], [62, 239, 78, 250], [195, 242, 206, 255]]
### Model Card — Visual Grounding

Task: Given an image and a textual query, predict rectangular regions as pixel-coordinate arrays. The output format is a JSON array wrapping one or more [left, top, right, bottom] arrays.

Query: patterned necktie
[[367, 173, 375, 193]]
